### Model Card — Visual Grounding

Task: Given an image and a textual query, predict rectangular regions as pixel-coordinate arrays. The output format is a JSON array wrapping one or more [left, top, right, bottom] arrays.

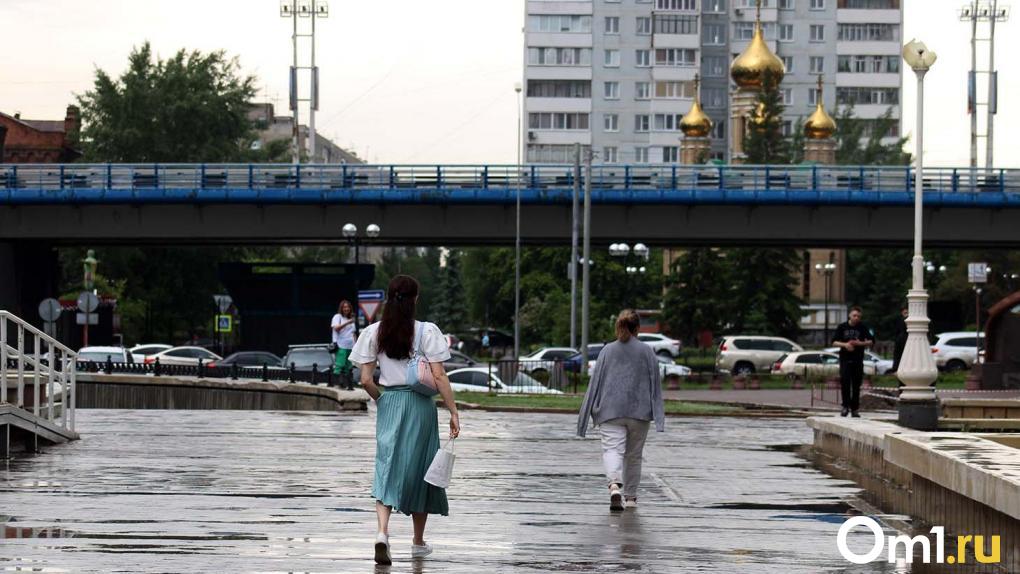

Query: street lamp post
[[514, 83, 523, 360], [610, 243, 649, 305], [815, 262, 836, 346], [342, 222, 380, 337], [897, 39, 940, 431]]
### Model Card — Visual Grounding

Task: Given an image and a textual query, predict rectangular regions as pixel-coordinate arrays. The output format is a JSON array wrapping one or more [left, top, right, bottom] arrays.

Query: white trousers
[[599, 417, 650, 498]]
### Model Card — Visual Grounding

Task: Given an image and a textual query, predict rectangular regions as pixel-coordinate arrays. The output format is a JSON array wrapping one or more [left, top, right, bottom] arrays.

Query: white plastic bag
[[424, 439, 456, 488]]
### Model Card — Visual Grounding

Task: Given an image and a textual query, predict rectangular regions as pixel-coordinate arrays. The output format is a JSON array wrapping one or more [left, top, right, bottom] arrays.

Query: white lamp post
[[342, 222, 380, 337], [514, 82, 523, 360], [897, 39, 940, 430]]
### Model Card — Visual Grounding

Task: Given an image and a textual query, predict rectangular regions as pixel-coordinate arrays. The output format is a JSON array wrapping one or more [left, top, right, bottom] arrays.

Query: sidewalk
[[664, 388, 841, 411]]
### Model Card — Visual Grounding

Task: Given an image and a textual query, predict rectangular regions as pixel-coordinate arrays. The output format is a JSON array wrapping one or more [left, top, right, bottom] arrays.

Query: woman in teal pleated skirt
[[350, 274, 460, 566]]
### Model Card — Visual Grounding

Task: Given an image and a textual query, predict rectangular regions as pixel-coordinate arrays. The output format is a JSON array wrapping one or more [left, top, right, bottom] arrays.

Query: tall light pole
[[815, 262, 836, 346], [514, 82, 523, 360], [342, 222, 380, 337], [610, 243, 650, 305], [280, 0, 328, 164], [898, 39, 940, 431]]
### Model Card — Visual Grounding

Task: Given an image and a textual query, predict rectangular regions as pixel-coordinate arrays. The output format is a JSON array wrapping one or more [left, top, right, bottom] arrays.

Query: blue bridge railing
[[1, 163, 1017, 206]]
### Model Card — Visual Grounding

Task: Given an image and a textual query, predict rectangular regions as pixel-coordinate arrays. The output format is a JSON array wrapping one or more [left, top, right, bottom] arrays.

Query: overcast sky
[[1, 0, 1016, 167]]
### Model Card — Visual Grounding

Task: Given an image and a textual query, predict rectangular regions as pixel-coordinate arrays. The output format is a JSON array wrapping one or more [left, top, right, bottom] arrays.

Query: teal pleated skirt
[[373, 386, 449, 516]]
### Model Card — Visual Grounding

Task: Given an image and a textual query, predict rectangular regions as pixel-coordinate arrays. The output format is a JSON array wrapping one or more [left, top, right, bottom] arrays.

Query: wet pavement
[[1, 408, 917, 573]]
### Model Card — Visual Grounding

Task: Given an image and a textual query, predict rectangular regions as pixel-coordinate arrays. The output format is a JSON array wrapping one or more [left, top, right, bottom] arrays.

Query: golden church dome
[[681, 77, 713, 138], [730, 22, 785, 89], [804, 76, 837, 139]]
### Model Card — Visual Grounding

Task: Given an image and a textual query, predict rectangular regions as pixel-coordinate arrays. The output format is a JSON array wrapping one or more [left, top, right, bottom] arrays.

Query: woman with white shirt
[[331, 300, 356, 379], [350, 274, 460, 565]]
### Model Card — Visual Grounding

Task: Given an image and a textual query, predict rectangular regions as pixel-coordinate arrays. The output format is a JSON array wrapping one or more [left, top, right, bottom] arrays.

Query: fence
[[75, 358, 357, 388], [0, 311, 77, 434]]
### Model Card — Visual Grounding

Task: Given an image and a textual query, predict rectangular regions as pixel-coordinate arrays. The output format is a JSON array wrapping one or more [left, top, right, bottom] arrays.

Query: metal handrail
[[0, 310, 77, 433]]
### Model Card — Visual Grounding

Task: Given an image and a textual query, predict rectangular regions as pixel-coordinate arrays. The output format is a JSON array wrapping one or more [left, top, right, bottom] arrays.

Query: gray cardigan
[[577, 338, 666, 437]]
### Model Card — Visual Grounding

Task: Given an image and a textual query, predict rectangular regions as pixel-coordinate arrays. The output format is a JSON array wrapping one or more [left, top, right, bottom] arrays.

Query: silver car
[[716, 336, 803, 375]]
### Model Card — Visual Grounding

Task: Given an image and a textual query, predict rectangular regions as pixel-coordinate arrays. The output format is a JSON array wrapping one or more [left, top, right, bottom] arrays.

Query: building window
[[837, 55, 899, 73], [704, 55, 726, 76], [653, 113, 684, 131], [527, 15, 593, 33], [810, 0, 825, 8], [605, 16, 620, 34], [778, 0, 794, 8], [604, 81, 620, 100], [810, 24, 825, 42], [655, 81, 694, 99], [636, 17, 652, 35], [654, 48, 697, 67], [527, 144, 591, 163], [705, 0, 726, 11], [703, 23, 725, 45], [604, 146, 619, 163], [836, 87, 899, 105], [781, 88, 793, 105], [604, 49, 621, 67], [635, 82, 652, 99], [838, 0, 899, 7], [704, 87, 725, 107], [781, 56, 795, 73], [711, 119, 725, 139], [635, 49, 651, 67], [779, 24, 794, 42], [634, 115, 651, 132], [734, 21, 775, 40], [810, 56, 825, 74], [837, 23, 899, 42], [635, 147, 650, 163], [528, 47, 592, 66], [527, 80, 592, 98], [654, 14, 699, 35], [662, 146, 680, 163], [782, 120, 793, 137], [528, 112, 591, 130], [657, 0, 698, 9], [809, 87, 821, 105], [604, 113, 620, 131]]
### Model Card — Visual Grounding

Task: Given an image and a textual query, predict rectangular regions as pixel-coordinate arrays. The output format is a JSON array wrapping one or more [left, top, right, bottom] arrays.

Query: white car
[[771, 351, 877, 378], [823, 348, 894, 375], [78, 346, 132, 365], [637, 333, 682, 358], [518, 347, 578, 375], [446, 367, 564, 394], [586, 351, 692, 381], [931, 332, 985, 372], [144, 346, 222, 366], [130, 344, 172, 363]]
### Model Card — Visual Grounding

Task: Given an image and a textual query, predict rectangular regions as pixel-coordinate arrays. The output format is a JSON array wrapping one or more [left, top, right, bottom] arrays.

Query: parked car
[[519, 347, 579, 375], [716, 336, 803, 375], [78, 346, 132, 364], [771, 351, 878, 379], [144, 346, 222, 366], [567, 343, 607, 374], [209, 351, 283, 369], [129, 344, 171, 363], [444, 350, 480, 372], [657, 355, 692, 381], [637, 333, 682, 358], [931, 332, 985, 372], [446, 367, 564, 394], [823, 348, 894, 375], [282, 344, 379, 383]]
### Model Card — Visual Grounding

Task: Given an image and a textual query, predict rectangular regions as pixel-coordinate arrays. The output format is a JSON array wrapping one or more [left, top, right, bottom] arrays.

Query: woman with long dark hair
[[350, 274, 460, 565], [577, 309, 664, 511], [331, 299, 356, 378]]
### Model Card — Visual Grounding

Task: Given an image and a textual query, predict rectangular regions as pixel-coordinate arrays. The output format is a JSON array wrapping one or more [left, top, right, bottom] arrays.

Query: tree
[[835, 106, 910, 166], [743, 70, 790, 165], [726, 248, 805, 339], [77, 42, 263, 163], [662, 249, 732, 346], [432, 249, 467, 333]]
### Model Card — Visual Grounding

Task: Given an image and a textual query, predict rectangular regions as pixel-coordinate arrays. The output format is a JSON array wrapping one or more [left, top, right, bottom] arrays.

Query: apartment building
[[523, 0, 903, 163]]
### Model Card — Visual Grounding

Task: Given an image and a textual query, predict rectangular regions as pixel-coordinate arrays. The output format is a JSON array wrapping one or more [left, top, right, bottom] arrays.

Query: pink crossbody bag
[[406, 322, 439, 396]]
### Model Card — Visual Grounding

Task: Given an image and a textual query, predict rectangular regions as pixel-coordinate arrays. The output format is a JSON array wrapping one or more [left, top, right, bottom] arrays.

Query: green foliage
[[77, 42, 259, 163], [835, 106, 910, 166], [726, 248, 804, 339], [743, 70, 790, 165], [371, 248, 443, 323], [432, 249, 468, 333], [844, 249, 911, 338], [662, 249, 731, 344]]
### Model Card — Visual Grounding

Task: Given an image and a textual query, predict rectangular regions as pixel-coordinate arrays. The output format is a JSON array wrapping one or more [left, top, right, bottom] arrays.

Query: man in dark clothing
[[891, 306, 909, 374], [832, 306, 875, 418]]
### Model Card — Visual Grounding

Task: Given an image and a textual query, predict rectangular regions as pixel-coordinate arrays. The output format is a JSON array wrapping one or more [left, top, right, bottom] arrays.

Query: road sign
[[358, 289, 385, 324], [77, 291, 99, 313], [968, 262, 988, 283], [215, 315, 233, 333], [213, 294, 233, 313], [38, 298, 62, 322], [75, 313, 98, 326]]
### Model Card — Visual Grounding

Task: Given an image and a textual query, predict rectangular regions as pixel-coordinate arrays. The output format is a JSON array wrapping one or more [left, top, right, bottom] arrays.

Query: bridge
[[1, 163, 1019, 246]]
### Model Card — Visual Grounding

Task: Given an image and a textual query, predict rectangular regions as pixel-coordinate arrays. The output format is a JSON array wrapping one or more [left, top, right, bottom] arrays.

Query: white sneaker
[[624, 498, 638, 509], [609, 484, 624, 512], [374, 533, 392, 565], [411, 541, 434, 558]]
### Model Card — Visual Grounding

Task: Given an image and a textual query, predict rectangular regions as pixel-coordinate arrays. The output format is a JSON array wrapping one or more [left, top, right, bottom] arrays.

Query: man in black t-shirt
[[832, 306, 875, 418]]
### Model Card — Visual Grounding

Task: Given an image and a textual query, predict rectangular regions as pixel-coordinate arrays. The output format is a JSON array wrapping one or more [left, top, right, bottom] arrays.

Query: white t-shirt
[[331, 314, 356, 349], [350, 320, 451, 387]]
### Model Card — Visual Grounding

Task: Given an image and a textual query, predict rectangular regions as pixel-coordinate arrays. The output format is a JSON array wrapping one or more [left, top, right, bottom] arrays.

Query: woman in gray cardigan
[[577, 309, 665, 511]]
